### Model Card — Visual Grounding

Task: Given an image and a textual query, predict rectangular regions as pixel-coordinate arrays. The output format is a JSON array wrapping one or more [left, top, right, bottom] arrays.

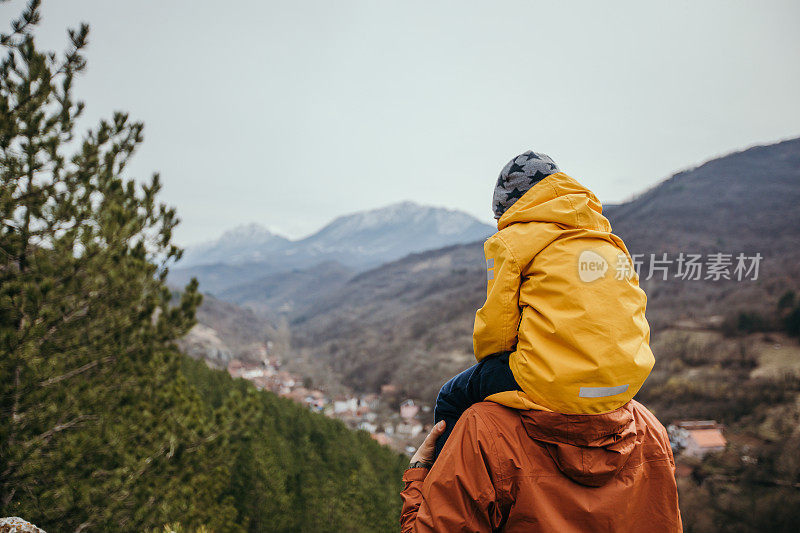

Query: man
[[400, 401, 681, 531], [400, 153, 681, 531]]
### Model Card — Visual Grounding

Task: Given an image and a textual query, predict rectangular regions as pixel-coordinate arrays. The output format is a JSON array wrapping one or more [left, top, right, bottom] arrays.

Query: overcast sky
[[5, 0, 800, 245]]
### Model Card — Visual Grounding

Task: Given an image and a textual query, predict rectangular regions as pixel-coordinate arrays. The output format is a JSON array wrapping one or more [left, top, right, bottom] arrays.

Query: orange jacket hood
[[519, 405, 636, 487]]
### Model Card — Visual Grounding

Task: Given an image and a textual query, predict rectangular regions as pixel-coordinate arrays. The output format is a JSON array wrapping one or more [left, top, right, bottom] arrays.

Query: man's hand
[[409, 420, 446, 467]]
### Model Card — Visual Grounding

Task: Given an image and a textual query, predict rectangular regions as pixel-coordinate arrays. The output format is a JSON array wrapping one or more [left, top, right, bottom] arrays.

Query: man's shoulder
[[462, 401, 521, 432], [628, 400, 668, 432], [628, 399, 672, 445], [465, 400, 669, 438]]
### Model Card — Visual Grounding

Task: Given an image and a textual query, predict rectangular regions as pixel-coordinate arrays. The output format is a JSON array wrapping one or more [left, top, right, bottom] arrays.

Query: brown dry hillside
[[609, 137, 800, 327], [291, 243, 487, 400]]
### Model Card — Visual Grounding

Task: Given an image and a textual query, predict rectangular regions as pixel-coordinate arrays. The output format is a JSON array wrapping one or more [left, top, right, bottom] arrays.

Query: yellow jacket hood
[[475, 172, 655, 414], [497, 172, 610, 232]]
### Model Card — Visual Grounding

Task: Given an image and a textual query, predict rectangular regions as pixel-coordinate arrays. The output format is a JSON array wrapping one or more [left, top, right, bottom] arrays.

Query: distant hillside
[[297, 201, 491, 261], [291, 243, 486, 400], [219, 261, 355, 319], [179, 293, 285, 366], [181, 223, 291, 266], [170, 202, 494, 293], [611, 138, 800, 254], [610, 137, 800, 326]]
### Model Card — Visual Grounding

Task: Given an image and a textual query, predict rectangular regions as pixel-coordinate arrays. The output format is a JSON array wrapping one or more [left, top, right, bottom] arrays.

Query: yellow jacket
[[475, 172, 654, 414]]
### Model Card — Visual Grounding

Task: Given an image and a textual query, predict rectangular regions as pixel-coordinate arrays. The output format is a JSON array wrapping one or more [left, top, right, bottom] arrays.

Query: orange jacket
[[400, 401, 681, 532]]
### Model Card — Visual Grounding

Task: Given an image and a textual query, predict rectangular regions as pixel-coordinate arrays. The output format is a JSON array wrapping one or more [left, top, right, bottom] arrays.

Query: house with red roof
[[668, 420, 727, 458]]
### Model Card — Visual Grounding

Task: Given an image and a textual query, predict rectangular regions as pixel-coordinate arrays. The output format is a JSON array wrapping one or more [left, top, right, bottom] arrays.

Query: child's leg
[[432, 352, 520, 461]]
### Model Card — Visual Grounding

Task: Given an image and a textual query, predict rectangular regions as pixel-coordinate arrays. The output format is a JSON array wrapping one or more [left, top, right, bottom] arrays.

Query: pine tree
[[0, 1, 236, 529]]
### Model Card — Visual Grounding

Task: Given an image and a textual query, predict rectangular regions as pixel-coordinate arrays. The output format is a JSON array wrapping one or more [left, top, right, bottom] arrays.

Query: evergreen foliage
[[182, 357, 407, 532], [0, 2, 405, 530]]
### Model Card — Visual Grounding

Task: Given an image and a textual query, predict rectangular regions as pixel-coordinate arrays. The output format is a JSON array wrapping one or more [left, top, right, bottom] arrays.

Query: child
[[433, 151, 655, 460]]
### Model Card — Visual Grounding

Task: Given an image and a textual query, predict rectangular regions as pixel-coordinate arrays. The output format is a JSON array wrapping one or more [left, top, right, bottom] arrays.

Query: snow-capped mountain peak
[[215, 223, 287, 246], [178, 202, 494, 272]]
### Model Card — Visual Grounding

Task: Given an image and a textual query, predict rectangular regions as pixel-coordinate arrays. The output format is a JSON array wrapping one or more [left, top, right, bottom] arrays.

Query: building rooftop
[[688, 428, 727, 448], [675, 420, 721, 430]]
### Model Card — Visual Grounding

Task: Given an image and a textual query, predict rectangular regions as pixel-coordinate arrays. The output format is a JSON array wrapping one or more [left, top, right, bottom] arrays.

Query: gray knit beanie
[[492, 151, 559, 219]]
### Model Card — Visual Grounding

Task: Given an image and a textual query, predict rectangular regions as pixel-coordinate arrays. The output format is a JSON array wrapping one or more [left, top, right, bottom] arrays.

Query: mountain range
[[171, 201, 494, 294]]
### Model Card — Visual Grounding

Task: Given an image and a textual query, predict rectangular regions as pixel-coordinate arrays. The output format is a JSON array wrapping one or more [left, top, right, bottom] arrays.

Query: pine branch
[[39, 355, 115, 387], [23, 413, 97, 450]]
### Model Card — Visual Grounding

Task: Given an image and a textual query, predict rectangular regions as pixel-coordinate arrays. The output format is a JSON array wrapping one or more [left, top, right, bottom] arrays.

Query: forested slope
[[180, 357, 407, 533]]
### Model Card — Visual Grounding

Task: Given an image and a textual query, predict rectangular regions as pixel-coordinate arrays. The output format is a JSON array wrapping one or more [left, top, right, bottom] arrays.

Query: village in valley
[[224, 351, 730, 462], [226, 355, 430, 455]]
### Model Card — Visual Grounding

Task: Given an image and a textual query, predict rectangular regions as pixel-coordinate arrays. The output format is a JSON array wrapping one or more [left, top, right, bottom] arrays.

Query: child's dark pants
[[433, 352, 521, 461]]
